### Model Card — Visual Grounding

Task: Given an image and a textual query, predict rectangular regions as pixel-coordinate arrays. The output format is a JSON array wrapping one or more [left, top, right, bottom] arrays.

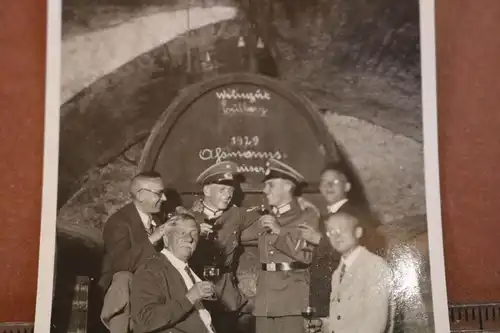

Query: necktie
[[339, 262, 346, 284], [184, 267, 217, 333], [146, 217, 155, 236], [184, 266, 197, 285], [335, 263, 347, 303]]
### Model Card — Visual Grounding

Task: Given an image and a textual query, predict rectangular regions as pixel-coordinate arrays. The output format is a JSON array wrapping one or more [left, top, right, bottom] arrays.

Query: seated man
[[305, 212, 394, 333], [131, 213, 218, 333]]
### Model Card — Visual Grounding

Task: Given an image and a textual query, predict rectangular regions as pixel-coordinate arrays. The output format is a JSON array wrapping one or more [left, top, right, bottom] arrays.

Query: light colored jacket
[[324, 246, 394, 333]]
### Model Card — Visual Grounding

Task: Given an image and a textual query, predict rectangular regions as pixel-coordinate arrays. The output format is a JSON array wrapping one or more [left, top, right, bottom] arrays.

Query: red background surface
[[1, 0, 500, 322]]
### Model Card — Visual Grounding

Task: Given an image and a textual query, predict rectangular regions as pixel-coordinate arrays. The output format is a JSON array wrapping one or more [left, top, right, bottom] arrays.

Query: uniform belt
[[261, 262, 309, 271]]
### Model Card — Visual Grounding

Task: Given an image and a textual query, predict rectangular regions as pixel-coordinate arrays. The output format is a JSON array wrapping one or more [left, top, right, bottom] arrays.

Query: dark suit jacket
[[98, 203, 160, 293], [131, 252, 213, 333]]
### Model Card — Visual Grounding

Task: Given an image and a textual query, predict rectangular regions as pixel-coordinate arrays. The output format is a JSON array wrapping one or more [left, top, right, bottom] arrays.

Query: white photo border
[[34, 0, 451, 332]]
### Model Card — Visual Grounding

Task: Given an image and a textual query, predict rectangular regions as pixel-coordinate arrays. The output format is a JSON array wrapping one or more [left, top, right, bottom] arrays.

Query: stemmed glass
[[301, 306, 316, 326], [202, 265, 220, 300], [258, 196, 272, 235]]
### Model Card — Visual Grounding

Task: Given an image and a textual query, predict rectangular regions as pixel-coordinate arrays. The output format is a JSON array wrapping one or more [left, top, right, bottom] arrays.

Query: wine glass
[[301, 306, 316, 326], [202, 265, 220, 300]]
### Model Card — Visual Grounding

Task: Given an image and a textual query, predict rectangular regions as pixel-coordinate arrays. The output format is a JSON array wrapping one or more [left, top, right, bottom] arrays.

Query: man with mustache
[[252, 158, 320, 333], [131, 214, 218, 333], [99, 171, 169, 333]]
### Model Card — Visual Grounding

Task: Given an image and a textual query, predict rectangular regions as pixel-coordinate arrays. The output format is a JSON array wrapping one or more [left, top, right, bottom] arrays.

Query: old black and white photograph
[[35, 0, 450, 332]]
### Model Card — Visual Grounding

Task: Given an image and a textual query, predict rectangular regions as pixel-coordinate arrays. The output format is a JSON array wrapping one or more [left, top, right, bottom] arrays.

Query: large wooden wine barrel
[[138, 72, 379, 316]]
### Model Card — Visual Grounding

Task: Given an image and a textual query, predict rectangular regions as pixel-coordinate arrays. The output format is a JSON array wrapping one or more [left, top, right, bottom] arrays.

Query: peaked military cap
[[263, 158, 305, 185], [196, 161, 239, 186]]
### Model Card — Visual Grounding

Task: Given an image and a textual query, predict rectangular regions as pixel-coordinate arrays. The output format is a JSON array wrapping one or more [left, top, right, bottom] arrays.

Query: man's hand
[[305, 318, 323, 333], [297, 196, 320, 217], [148, 223, 169, 245], [259, 215, 281, 234], [297, 223, 322, 245], [199, 222, 213, 237], [186, 281, 215, 304]]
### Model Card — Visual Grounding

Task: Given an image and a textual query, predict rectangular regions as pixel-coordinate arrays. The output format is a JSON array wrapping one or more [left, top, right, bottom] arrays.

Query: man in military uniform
[[252, 158, 320, 333], [188, 160, 261, 333]]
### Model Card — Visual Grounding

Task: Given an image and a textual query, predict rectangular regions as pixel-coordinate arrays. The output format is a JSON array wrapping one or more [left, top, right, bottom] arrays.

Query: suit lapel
[[331, 247, 368, 299], [157, 253, 189, 293], [157, 253, 211, 333], [123, 203, 148, 237]]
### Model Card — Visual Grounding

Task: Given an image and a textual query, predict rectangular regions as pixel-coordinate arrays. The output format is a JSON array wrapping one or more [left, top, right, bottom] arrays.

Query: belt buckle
[[268, 262, 276, 271]]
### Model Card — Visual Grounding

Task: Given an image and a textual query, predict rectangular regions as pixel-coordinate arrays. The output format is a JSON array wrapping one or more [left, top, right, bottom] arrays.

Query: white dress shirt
[[135, 204, 156, 230], [161, 249, 215, 333], [327, 198, 348, 214], [339, 245, 362, 270]]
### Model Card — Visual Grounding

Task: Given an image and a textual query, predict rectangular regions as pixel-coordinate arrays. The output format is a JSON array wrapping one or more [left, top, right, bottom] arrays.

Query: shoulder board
[[246, 206, 260, 212]]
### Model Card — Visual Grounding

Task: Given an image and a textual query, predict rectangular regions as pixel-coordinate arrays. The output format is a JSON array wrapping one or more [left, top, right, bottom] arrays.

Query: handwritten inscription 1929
[[216, 88, 271, 118], [199, 135, 285, 174]]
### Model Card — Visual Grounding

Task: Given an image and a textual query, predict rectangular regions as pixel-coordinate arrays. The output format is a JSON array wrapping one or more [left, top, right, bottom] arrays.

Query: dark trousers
[[255, 316, 305, 333]]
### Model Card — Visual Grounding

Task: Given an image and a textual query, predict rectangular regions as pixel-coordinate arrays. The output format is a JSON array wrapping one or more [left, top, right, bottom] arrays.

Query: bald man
[[99, 171, 172, 333], [306, 213, 394, 333]]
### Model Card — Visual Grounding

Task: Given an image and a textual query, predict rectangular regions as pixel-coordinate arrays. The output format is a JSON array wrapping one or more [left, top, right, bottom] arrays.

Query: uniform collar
[[272, 201, 292, 216], [327, 198, 348, 214], [202, 202, 223, 219]]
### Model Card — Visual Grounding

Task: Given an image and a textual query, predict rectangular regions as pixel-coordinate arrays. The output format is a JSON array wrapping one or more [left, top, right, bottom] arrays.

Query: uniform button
[[337, 315, 341, 320], [269, 251, 274, 255], [233, 231, 237, 235]]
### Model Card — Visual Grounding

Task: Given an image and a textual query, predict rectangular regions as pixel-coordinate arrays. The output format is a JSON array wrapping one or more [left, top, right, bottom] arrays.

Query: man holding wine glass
[[188, 160, 262, 333], [188, 160, 320, 333], [252, 158, 320, 333], [130, 213, 219, 333]]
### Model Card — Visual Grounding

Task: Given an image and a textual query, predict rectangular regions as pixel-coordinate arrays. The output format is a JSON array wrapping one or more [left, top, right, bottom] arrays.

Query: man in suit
[[131, 213, 218, 333], [252, 158, 320, 333], [298, 165, 386, 317], [98, 171, 170, 333], [305, 212, 393, 333]]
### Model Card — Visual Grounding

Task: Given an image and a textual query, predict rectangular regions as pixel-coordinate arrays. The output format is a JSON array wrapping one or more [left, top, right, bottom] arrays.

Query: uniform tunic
[[189, 204, 260, 313], [252, 199, 320, 333]]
